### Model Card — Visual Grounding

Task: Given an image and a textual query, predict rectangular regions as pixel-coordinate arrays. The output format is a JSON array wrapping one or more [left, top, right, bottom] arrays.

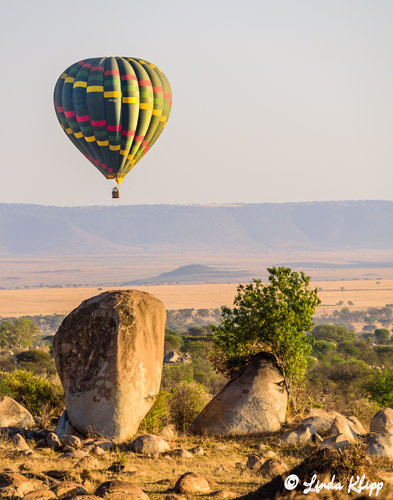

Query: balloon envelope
[[54, 57, 172, 185]]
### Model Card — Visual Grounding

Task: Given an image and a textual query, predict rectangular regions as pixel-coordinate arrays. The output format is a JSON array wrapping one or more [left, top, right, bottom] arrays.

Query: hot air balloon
[[54, 57, 172, 198]]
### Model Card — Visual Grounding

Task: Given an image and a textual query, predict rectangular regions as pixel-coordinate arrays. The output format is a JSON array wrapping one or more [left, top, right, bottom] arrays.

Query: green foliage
[[0, 318, 40, 349], [211, 267, 321, 393], [15, 349, 56, 375], [312, 324, 356, 343], [365, 368, 393, 407], [169, 380, 209, 432], [374, 328, 390, 345], [164, 333, 182, 354], [139, 390, 171, 433], [0, 369, 64, 415]]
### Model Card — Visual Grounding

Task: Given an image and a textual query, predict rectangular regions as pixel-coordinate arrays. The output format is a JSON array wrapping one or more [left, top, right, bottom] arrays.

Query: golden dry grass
[[0, 279, 392, 317]]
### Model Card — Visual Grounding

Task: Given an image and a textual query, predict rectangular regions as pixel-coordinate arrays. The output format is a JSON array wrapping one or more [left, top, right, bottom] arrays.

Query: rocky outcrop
[[0, 397, 35, 429], [370, 408, 393, 434], [174, 472, 210, 495], [366, 433, 393, 458], [54, 290, 166, 442], [190, 352, 287, 435]]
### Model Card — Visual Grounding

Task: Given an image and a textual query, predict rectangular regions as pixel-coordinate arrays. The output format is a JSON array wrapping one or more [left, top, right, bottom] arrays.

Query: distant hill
[[124, 264, 252, 285], [0, 201, 392, 256]]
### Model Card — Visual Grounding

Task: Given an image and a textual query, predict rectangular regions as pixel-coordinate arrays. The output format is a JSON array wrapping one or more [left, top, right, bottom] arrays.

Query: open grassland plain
[[0, 279, 392, 317]]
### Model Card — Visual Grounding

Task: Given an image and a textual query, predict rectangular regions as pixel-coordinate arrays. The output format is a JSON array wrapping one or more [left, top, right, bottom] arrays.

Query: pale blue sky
[[1, 0, 392, 206]]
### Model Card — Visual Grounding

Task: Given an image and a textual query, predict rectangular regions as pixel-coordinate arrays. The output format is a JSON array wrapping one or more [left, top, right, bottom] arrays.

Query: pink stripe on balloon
[[76, 114, 90, 122], [153, 86, 163, 92], [107, 125, 122, 131], [91, 120, 106, 126], [57, 106, 64, 112], [64, 111, 75, 118], [91, 66, 105, 72], [83, 63, 93, 68], [164, 93, 171, 99], [104, 69, 120, 76], [121, 74, 137, 81], [135, 135, 144, 141], [138, 80, 152, 86], [122, 130, 135, 136]]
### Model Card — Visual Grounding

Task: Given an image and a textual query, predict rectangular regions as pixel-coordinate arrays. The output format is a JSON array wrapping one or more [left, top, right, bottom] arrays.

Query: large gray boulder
[[189, 352, 287, 435], [0, 397, 35, 428], [53, 290, 166, 441]]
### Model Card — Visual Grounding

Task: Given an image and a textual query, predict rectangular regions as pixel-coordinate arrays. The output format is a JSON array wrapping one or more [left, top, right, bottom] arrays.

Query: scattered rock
[[280, 423, 315, 446], [329, 416, 357, 443], [171, 448, 193, 458], [76, 456, 99, 469], [45, 432, 61, 450], [190, 352, 287, 435], [174, 472, 211, 494], [61, 435, 82, 449], [44, 469, 73, 480], [164, 495, 186, 500], [59, 449, 90, 459], [246, 453, 263, 470], [131, 434, 170, 455], [370, 408, 393, 435], [164, 351, 181, 364], [0, 397, 35, 428], [213, 444, 227, 452], [189, 445, 204, 456], [0, 472, 34, 497], [319, 433, 351, 450], [301, 408, 344, 434], [256, 458, 287, 477], [347, 416, 366, 435], [95, 479, 149, 499], [51, 481, 88, 497], [54, 290, 166, 441], [160, 425, 175, 440], [11, 433, 30, 451], [210, 490, 239, 499], [92, 439, 113, 450], [91, 445, 106, 456], [366, 433, 393, 458], [24, 490, 57, 499]]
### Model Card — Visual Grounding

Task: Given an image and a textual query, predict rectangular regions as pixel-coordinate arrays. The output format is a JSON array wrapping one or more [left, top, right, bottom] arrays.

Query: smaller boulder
[[11, 433, 30, 451], [45, 432, 61, 450], [330, 416, 357, 443], [55, 410, 82, 439], [366, 433, 393, 458], [163, 351, 181, 364], [0, 397, 34, 428], [171, 448, 193, 459], [189, 446, 204, 456], [174, 472, 210, 494], [51, 481, 87, 497], [160, 425, 175, 440], [24, 490, 57, 499], [347, 416, 366, 435], [210, 491, 239, 499], [95, 480, 149, 499], [246, 453, 263, 470], [301, 408, 343, 434], [319, 433, 351, 451], [61, 435, 82, 449], [131, 434, 170, 455], [370, 408, 393, 435], [59, 449, 90, 459], [257, 458, 287, 477], [280, 423, 315, 446]]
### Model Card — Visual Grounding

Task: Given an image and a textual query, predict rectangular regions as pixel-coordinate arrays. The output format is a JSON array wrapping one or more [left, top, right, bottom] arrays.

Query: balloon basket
[[112, 187, 120, 199]]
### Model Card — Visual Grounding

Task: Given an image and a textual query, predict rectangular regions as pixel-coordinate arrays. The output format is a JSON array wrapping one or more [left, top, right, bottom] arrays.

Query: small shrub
[[139, 390, 171, 433], [0, 369, 64, 416], [169, 380, 209, 432]]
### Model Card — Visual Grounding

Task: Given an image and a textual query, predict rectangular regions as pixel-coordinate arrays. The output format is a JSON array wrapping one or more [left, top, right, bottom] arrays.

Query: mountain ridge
[[0, 201, 392, 256]]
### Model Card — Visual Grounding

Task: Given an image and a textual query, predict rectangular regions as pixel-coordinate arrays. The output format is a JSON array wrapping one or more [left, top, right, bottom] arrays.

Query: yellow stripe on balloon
[[74, 81, 87, 88], [160, 115, 167, 122], [97, 140, 109, 146], [85, 136, 96, 142], [61, 73, 68, 79], [109, 144, 121, 151], [65, 77, 75, 84], [140, 102, 153, 110], [122, 97, 138, 103], [86, 86, 104, 93], [74, 132, 83, 138], [65, 128, 73, 134], [104, 91, 122, 98], [120, 150, 128, 155], [152, 109, 163, 116]]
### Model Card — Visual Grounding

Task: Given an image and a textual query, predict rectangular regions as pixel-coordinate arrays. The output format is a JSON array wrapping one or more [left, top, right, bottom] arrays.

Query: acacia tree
[[210, 267, 321, 397]]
